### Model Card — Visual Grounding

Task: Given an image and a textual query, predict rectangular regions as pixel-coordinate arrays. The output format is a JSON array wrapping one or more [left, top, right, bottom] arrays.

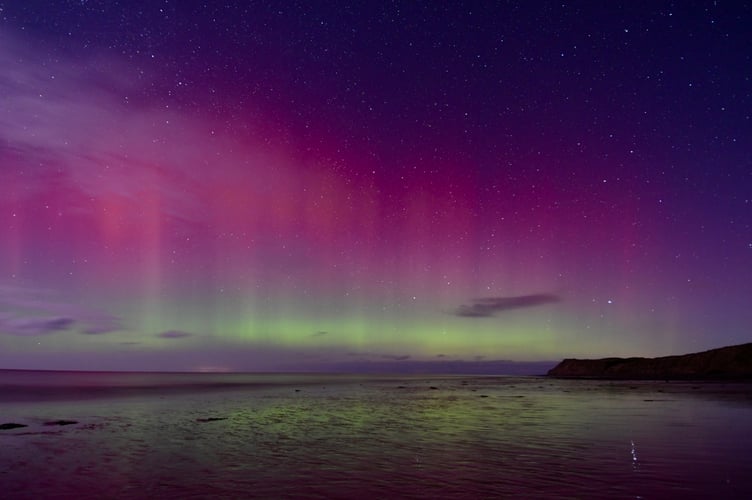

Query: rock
[[548, 342, 752, 380], [0, 423, 27, 430], [44, 420, 78, 426], [196, 417, 227, 423]]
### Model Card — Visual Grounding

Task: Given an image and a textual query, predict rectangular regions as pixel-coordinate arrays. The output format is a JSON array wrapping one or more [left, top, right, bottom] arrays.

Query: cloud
[[157, 330, 193, 339], [346, 351, 411, 361], [381, 354, 411, 361], [0, 284, 124, 336], [0, 316, 75, 336], [454, 293, 560, 317]]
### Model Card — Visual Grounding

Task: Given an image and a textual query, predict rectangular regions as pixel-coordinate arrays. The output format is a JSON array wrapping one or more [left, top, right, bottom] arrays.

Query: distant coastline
[[547, 342, 752, 380], [0, 360, 558, 376]]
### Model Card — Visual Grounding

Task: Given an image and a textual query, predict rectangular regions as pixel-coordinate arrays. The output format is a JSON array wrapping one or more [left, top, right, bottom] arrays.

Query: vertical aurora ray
[[0, 3, 750, 371]]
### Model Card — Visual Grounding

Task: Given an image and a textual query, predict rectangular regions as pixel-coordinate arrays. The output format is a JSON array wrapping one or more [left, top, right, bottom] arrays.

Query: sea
[[1, 370, 751, 499]]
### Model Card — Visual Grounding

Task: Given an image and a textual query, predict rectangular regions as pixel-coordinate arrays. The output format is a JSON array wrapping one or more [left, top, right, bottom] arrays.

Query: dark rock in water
[[44, 420, 78, 426], [196, 417, 227, 423], [548, 342, 752, 380], [0, 423, 27, 430], [429, 386, 438, 390]]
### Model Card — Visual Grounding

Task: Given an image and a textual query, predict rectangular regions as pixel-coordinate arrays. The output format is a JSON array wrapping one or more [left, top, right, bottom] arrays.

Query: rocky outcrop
[[44, 420, 78, 426], [196, 417, 227, 423], [548, 342, 752, 379]]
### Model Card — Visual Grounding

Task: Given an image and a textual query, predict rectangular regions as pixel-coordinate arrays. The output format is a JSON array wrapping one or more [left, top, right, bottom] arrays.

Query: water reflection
[[0, 374, 750, 498]]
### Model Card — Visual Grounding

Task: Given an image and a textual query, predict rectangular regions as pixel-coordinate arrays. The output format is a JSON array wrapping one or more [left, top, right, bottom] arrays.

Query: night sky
[[1, 1, 750, 372]]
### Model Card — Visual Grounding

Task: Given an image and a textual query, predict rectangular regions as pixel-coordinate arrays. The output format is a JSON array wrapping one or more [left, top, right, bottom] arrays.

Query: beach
[[1, 371, 751, 498]]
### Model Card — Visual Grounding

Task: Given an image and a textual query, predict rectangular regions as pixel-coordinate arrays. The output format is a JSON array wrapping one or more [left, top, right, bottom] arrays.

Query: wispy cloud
[[345, 351, 411, 362], [157, 330, 193, 339], [0, 283, 123, 336], [381, 354, 411, 361], [454, 293, 560, 318], [0, 316, 75, 336]]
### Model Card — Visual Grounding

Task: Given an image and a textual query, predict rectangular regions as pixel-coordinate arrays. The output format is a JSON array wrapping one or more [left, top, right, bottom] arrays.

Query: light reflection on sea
[[1, 372, 751, 498]]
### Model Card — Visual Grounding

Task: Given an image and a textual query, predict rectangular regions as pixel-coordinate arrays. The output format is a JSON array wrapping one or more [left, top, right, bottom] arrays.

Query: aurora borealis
[[1, 2, 750, 372]]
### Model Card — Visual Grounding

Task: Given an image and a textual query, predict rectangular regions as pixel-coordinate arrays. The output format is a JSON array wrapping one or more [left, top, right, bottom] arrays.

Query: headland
[[548, 342, 752, 380]]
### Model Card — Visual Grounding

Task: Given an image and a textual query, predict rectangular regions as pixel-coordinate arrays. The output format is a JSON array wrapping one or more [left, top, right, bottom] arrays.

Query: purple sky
[[1, 2, 750, 372]]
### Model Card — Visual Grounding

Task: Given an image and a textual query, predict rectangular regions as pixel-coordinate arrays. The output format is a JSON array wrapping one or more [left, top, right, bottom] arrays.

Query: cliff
[[547, 342, 752, 380]]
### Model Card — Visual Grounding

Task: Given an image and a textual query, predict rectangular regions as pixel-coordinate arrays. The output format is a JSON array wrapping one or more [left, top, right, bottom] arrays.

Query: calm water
[[1, 371, 751, 499]]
